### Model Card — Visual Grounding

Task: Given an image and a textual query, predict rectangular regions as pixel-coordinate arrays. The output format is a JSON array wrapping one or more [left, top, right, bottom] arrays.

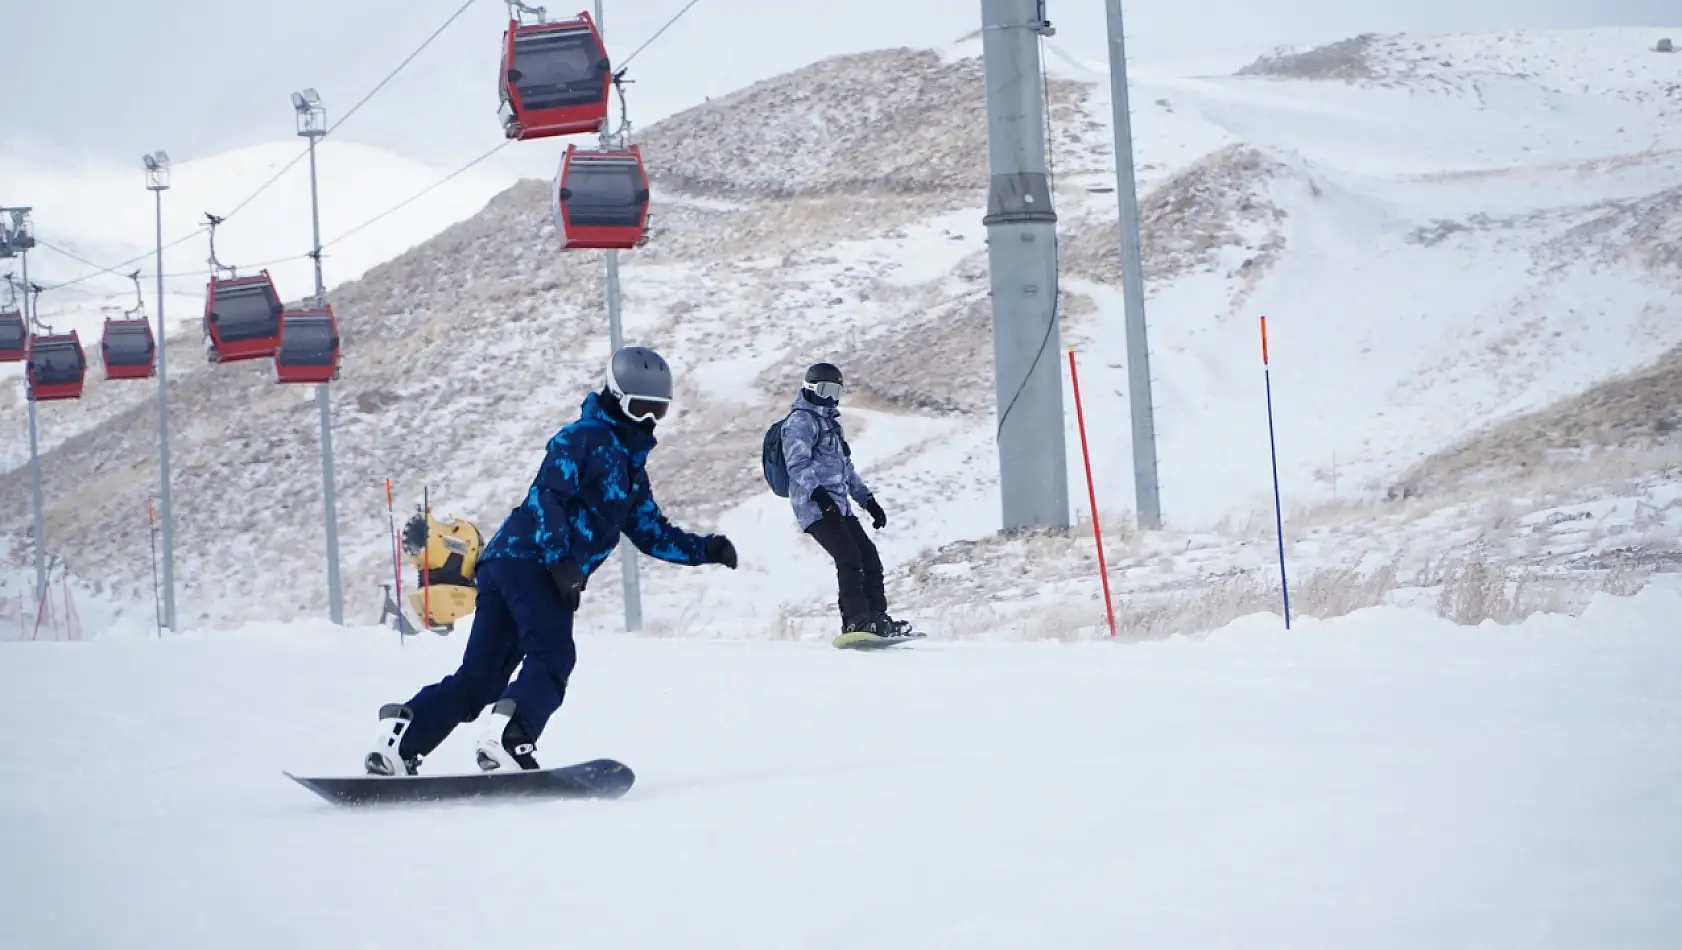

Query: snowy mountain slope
[[4, 28, 1681, 638], [5, 583, 1682, 947], [1396, 340, 1682, 498]]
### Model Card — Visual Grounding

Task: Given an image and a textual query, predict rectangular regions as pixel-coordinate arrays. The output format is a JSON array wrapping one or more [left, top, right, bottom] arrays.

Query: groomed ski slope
[[4, 584, 1681, 949]]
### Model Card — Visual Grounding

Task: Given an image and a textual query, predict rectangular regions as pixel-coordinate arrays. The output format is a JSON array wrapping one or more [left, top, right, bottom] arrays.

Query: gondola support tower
[[143, 152, 179, 629], [293, 88, 344, 626], [1, 207, 47, 602], [979, 0, 1070, 531], [592, 0, 642, 633], [1104, 0, 1161, 529]]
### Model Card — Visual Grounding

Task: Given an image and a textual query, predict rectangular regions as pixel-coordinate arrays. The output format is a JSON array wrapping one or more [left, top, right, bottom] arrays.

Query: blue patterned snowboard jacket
[[482, 391, 712, 577], [780, 391, 875, 531]]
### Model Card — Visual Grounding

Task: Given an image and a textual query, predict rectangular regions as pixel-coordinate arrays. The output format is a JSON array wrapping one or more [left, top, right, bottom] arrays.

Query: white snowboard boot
[[364, 703, 422, 777], [474, 698, 541, 772]]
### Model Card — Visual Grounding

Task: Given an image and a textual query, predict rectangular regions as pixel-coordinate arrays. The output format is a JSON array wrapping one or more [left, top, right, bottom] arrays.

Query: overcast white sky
[[2, 0, 1675, 175]]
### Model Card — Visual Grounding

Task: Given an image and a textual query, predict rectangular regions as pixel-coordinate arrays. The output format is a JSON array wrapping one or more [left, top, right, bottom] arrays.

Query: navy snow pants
[[397, 556, 577, 760]]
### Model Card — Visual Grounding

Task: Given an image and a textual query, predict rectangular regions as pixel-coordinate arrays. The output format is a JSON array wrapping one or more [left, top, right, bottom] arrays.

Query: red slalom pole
[[1260, 316, 1292, 629], [386, 478, 404, 646], [1067, 348, 1118, 638], [422, 485, 432, 631]]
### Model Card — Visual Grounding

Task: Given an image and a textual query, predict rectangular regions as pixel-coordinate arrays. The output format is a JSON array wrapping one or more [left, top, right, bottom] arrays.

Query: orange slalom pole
[[1067, 348, 1118, 637]]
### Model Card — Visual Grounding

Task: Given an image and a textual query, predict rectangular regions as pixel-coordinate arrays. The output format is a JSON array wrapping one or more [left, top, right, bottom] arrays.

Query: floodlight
[[144, 151, 171, 190], [292, 88, 327, 138]]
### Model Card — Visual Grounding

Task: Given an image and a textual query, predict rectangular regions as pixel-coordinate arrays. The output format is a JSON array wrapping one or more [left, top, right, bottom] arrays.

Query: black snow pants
[[805, 513, 886, 624]]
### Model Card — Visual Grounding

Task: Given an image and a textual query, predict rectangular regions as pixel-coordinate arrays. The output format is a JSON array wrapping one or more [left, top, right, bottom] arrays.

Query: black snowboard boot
[[882, 614, 924, 638], [841, 613, 896, 637], [365, 703, 423, 777], [475, 698, 541, 772]]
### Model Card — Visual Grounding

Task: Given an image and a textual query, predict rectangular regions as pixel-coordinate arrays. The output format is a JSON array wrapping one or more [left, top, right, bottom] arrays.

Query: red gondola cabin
[[0, 310, 23, 362], [500, 12, 612, 141], [101, 317, 156, 380], [205, 271, 284, 363], [26, 331, 86, 402], [274, 307, 340, 385], [553, 145, 650, 250]]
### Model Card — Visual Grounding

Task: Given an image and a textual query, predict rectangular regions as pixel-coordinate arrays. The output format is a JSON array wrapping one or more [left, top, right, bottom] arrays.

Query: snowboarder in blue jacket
[[365, 346, 739, 776], [781, 361, 919, 639]]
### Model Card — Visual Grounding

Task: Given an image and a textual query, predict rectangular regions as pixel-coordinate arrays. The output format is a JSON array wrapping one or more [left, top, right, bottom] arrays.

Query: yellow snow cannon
[[401, 509, 483, 632]]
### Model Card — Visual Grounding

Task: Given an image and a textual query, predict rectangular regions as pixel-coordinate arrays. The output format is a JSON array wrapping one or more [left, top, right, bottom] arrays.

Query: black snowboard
[[285, 758, 635, 806]]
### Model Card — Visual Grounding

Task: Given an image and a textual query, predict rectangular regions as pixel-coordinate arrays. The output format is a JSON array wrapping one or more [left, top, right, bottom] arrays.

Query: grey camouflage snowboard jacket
[[780, 392, 874, 531]]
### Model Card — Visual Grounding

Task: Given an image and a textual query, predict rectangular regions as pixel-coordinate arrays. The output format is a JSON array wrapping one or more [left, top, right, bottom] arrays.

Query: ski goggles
[[623, 395, 670, 422], [808, 381, 842, 401]]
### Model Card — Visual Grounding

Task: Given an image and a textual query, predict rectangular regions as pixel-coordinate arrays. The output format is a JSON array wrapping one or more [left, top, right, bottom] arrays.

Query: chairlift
[[26, 330, 86, 401], [204, 271, 285, 363], [274, 307, 341, 385], [499, 8, 613, 141], [0, 309, 22, 362], [552, 144, 651, 250]]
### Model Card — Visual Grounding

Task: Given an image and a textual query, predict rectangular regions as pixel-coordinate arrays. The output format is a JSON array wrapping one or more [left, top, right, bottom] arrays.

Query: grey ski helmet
[[802, 361, 843, 403], [606, 345, 673, 423]]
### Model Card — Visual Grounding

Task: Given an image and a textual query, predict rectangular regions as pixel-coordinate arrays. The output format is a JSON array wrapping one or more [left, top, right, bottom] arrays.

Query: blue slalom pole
[[1260, 316, 1291, 629]]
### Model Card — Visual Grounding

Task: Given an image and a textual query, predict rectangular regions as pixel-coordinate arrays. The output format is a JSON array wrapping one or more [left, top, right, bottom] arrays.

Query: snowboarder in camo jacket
[[365, 346, 739, 777], [781, 361, 920, 639]]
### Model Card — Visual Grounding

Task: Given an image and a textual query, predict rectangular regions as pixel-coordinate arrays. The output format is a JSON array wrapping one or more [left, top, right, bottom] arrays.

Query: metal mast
[[979, 0, 1070, 530], [143, 151, 179, 628], [1105, 0, 1162, 529], [293, 88, 344, 625], [594, 0, 643, 632], [3, 208, 48, 599]]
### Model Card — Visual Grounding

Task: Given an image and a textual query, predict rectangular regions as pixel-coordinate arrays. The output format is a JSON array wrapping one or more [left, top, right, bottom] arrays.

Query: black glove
[[704, 535, 738, 569], [810, 486, 840, 518], [548, 560, 584, 612], [863, 496, 887, 530]]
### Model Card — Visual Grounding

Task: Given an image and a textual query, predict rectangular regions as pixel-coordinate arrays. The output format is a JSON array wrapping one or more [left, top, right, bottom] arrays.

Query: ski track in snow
[[4, 582, 1682, 948]]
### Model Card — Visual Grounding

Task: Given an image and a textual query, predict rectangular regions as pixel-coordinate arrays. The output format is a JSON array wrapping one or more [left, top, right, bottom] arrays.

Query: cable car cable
[[34, 239, 110, 272], [37, 230, 206, 292], [38, 0, 482, 292], [329, 0, 479, 137], [120, 138, 509, 284], [220, 0, 479, 224], [39, 0, 696, 294], [619, 0, 709, 69], [322, 141, 511, 250]]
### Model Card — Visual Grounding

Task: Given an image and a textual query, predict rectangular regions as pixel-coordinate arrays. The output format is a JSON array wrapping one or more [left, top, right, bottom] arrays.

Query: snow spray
[[1260, 316, 1292, 629], [1067, 349, 1118, 637]]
